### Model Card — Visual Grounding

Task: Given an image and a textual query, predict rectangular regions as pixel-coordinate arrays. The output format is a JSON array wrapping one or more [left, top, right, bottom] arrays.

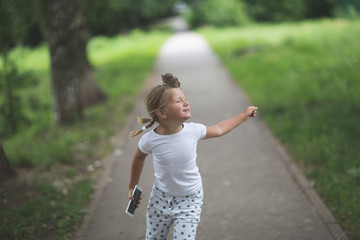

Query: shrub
[[186, 0, 249, 28]]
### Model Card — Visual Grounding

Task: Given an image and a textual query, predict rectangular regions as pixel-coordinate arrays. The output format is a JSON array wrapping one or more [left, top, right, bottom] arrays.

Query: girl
[[128, 73, 257, 240]]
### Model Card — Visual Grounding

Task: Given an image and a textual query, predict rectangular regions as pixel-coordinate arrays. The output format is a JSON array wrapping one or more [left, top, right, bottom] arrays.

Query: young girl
[[128, 73, 257, 240]]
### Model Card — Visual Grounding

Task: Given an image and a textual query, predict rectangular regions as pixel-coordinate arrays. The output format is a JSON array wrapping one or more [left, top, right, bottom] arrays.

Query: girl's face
[[163, 88, 191, 122]]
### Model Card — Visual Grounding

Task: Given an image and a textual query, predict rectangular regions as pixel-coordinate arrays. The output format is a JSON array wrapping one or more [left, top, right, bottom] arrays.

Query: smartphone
[[125, 185, 142, 217]]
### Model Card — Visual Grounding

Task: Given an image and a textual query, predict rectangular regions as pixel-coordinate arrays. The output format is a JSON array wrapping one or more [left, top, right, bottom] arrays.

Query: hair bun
[[161, 73, 180, 88]]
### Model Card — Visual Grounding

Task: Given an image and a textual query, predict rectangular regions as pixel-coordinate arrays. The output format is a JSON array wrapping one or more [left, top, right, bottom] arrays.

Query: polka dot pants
[[146, 185, 203, 240]]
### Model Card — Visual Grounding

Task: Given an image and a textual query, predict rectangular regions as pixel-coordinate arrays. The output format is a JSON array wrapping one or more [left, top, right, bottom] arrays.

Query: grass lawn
[[0, 29, 171, 240], [199, 19, 360, 239]]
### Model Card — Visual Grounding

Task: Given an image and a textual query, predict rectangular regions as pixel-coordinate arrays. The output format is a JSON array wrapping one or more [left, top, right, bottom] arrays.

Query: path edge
[[220, 67, 349, 240], [257, 117, 348, 240]]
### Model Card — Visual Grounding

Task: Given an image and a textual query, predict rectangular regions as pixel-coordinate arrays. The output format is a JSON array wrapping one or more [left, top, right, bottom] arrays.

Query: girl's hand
[[246, 106, 258, 118], [128, 188, 142, 207]]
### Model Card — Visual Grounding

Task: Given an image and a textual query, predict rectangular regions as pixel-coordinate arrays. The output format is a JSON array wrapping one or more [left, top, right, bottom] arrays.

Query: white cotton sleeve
[[198, 123, 207, 139], [138, 135, 150, 154], [191, 123, 207, 140]]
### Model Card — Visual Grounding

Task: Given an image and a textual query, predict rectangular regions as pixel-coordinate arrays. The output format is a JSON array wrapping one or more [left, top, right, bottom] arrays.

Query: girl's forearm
[[129, 159, 145, 189], [204, 106, 257, 139], [216, 111, 248, 136]]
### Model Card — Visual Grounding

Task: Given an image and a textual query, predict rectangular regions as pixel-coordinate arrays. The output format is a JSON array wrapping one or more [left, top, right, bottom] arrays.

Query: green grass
[[0, 29, 171, 239], [1, 178, 93, 239], [199, 19, 360, 239]]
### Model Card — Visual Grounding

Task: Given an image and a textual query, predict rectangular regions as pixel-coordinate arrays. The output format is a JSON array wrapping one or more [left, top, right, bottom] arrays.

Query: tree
[[304, 0, 335, 18], [242, 0, 306, 22], [36, 0, 106, 125], [83, 0, 178, 36], [0, 140, 15, 182]]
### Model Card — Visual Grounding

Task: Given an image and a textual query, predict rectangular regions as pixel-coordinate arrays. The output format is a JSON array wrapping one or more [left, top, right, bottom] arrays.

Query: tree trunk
[[0, 140, 15, 182], [75, 8, 107, 108], [37, 0, 106, 125]]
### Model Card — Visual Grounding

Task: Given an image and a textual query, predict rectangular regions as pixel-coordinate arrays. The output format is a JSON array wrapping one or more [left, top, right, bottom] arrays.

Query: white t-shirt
[[138, 122, 207, 196]]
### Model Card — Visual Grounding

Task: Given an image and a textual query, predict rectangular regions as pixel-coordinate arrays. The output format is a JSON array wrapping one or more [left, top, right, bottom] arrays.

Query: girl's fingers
[[136, 200, 141, 207], [250, 107, 257, 117], [250, 110, 256, 117]]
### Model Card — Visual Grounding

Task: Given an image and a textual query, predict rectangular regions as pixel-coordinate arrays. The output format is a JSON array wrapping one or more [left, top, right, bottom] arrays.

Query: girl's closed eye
[[176, 98, 186, 103]]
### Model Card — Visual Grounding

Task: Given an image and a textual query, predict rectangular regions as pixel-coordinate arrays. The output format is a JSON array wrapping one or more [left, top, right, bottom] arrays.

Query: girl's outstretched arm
[[203, 106, 257, 139], [128, 147, 147, 202]]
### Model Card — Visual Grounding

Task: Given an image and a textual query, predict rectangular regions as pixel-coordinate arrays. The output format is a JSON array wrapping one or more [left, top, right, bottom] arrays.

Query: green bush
[[0, 60, 39, 137], [186, 0, 249, 28], [83, 0, 177, 36], [334, 3, 360, 19], [242, 0, 306, 22]]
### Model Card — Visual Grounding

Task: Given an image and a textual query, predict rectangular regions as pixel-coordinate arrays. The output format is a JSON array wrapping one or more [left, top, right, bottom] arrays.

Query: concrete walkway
[[75, 30, 347, 240]]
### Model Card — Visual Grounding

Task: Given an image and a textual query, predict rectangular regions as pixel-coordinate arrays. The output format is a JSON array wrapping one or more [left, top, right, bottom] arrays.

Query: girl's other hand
[[128, 189, 142, 207]]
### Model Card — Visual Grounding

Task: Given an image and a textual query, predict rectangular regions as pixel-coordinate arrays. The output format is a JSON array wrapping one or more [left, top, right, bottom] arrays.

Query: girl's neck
[[155, 123, 184, 135]]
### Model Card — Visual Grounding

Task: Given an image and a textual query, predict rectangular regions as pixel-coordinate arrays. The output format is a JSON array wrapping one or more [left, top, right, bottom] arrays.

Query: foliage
[[0, 0, 176, 47], [185, 0, 355, 26], [199, 19, 360, 239], [334, 0, 360, 19], [2, 0, 359, 49], [303, 0, 336, 19], [241, 0, 359, 21], [242, 0, 307, 22], [82, 0, 178, 36], [0, 59, 38, 137], [0, 29, 171, 239], [186, 0, 249, 27], [0, 0, 41, 138], [0, 0, 42, 48], [0, 0, 14, 52]]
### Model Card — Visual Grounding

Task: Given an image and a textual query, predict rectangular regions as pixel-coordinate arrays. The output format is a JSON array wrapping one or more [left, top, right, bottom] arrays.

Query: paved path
[[75, 31, 346, 240]]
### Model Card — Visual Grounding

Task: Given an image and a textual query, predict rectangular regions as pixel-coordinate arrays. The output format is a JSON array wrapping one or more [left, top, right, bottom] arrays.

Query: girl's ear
[[156, 109, 167, 119]]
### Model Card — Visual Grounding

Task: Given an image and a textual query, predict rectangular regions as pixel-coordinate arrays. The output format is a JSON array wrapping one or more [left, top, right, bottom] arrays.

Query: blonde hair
[[130, 73, 181, 137]]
